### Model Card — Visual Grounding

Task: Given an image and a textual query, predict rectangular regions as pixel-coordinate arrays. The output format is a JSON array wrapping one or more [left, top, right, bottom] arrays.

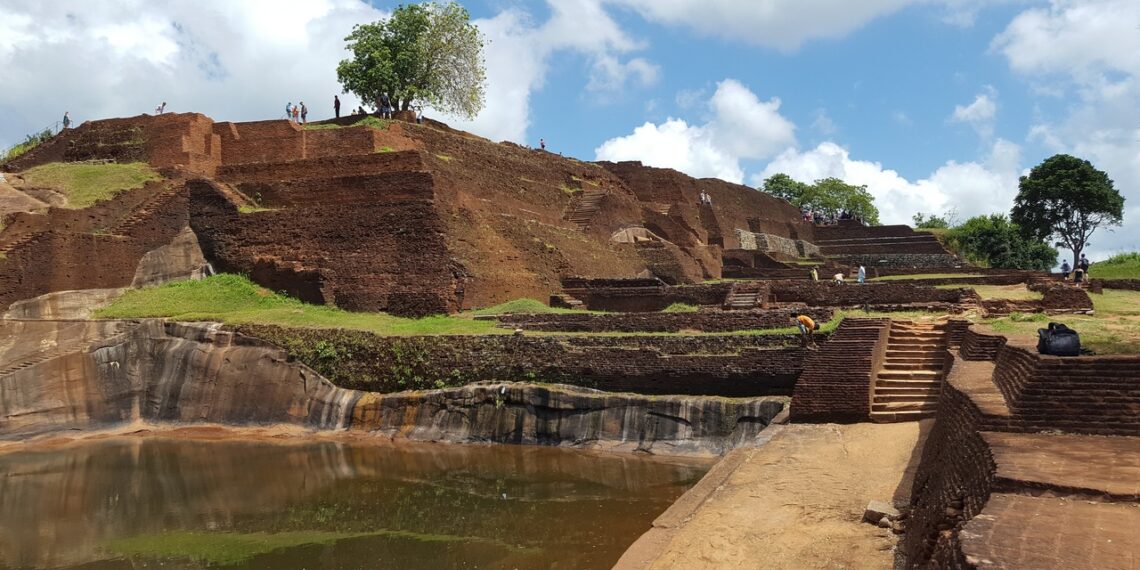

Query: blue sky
[[1, 0, 1137, 258]]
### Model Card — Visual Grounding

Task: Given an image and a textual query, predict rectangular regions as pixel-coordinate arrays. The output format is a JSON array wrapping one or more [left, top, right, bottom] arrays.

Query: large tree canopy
[[1011, 154, 1124, 267], [336, 2, 486, 119], [760, 174, 881, 225], [946, 214, 1057, 271]]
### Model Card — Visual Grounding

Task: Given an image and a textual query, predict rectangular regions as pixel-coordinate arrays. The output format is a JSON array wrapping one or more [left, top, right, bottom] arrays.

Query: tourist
[[415, 105, 424, 124], [857, 265, 866, 284], [300, 101, 308, 124], [791, 312, 819, 349], [810, 267, 818, 282], [379, 92, 392, 119], [62, 111, 71, 130], [1079, 254, 1090, 275], [540, 138, 546, 150], [292, 104, 300, 123], [834, 272, 845, 285], [1074, 267, 1085, 285], [286, 101, 293, 120], [155, 101, 166, 115], [1061, 260, 1071, 281], [334, 95, 341, 119]]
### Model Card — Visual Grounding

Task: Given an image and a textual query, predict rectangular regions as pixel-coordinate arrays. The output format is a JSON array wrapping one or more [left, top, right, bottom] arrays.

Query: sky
[[0, 0, 1137, 260]]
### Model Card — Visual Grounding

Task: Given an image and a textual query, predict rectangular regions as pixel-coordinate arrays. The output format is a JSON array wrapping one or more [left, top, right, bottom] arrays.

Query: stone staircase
[[564, 189, 607, 230], [0, 349, 64, 379], [870, 321, 948, 422], [109, 185, 181, 235], [724, 288, 761, 310]]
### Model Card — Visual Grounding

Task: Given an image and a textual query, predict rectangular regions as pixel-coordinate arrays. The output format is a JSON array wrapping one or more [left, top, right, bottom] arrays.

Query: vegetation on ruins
[[662, 303, 700, 313], [19, 162, 160, 209], [944, 214, 1057, 271], [336, 1, 486, 119], [2, 129, 54, 162], [760, 174, 880, 225], [912, 211, 955, 229], [1011, 154, 1124, 268], [1089, 251, 1140, 279], [984, 289, 1140, 354]]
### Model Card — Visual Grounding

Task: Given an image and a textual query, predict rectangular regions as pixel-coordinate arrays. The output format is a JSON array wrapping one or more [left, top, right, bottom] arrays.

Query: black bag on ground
[[1037, 322, 1081, 357]]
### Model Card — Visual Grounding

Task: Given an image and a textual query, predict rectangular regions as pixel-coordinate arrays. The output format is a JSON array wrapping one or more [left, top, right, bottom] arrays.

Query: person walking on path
[[300, 102, 308, 124], [62, 111, 71, 130], [857, 265, 866, 284], [791, 313, 819, 349], [1061, 260, 1071, 281], [1079, 254, 1090, 275], [334, 95, 341, 119], [810, 267, 818, 282], [286, 102, 293, 121], [379, 92, 392, 119]]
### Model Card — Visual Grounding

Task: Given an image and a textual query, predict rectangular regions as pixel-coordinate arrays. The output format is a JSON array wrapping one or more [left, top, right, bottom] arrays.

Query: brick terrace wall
[[903, 378, 997, 569], [813, 224, 918, 240], [494, 307, 834, 333], [769, 280, 971, 306], [1095, 278, 1140, 291], [734, 229, 819, 257], [217, 151, 425, 184], [189, 173, 459, 316], [1034, 284, 1095, 312], [234, 325, 808, 397], [633, 241, 706, 285], [832, 253, 962, 268], [213, 120, 305, 165], [990, 343, 1140, 436], [959, 328, 1007, 361], [564, 282, 735, 312], [721, 249, 793, 269], [789, 317, 889, 422]]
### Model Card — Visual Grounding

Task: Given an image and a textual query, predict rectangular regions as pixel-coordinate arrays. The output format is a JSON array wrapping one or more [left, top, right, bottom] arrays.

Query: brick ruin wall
[[493, 307, 835, 333], [0, 184, 189, 310], [235, 325, 808, 397], [1094, 278, 1140, 291], [564, 282, 736, 312], [216, 151, 426, 184], [789, 318, 889, 422], [769, 280, 972, 306], [188, 172, 459, 316], [830, 253, 962, 268]]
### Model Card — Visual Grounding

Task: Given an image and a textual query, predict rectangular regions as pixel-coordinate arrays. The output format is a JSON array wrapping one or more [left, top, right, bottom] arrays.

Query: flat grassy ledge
[[18, 162, 160, 208]]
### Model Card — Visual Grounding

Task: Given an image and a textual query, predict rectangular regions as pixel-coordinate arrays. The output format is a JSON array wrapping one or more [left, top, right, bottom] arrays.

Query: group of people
[[1060, 254, 1092, 284], [284, 101, 308, 124], [801, 208, 863, 226], [809, 264, 867, 285], [698, 190, 713, 206]]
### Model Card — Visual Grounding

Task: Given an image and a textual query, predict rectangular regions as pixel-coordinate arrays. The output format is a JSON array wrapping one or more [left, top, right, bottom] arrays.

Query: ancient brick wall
[[213, 120, 305, 165], [563, 282, 734, 312], [770, 280, 971, 306], [494, 307, 833, 333], [813, 224, 918, 240], [789, 317, 889, 422], [959, 328, 1007, 360], [217, 151, 425, 184], [234, 325, 808, 397], [734, 229, 819, 257], [831, 253, 962, 268], [1095, 278, 1140, 291]]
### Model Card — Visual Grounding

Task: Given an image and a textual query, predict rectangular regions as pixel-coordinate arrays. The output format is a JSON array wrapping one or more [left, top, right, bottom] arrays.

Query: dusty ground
[[623, 422, 929, 570]]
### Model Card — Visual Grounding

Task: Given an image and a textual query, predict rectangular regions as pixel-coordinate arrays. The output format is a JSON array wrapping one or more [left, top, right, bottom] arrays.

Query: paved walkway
[[617, 422, 928, 569]]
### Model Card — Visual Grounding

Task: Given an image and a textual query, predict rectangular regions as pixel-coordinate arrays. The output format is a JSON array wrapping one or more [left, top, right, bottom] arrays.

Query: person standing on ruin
[[1061, 260, 1071, 281], [300, 102, 308, 124], [155, 102, 166, 115], [857, 265, 866, 284], [810, 267, 818, 282], [334, 95, 341, 119], [539, 138, 546, 150], [62, 111, 71, 130], [286, 102, 293, 121], [292, 104, 300, 123], [1079, 253, 1090, 275], [791, 312, 819, 349], [379, 92, 392, 119]]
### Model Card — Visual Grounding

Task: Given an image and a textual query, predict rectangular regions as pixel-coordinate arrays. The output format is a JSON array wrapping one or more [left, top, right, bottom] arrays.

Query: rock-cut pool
[[0, 437, 709, 569]]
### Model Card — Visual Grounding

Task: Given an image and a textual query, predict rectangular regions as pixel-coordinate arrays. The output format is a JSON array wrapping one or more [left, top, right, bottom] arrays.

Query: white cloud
[[892, 110, 914, 126], [587, 56, 660, 93], [594, 79, 796, 183], [949, 87, 997, 139], [754, 139, 1022, 226], [811, 109, 837, 136], [993, 0, 1140, 258]]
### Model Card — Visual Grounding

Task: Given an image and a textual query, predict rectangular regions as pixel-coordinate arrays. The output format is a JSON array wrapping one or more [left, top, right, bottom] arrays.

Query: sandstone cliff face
[[0, 320, 784, 455]]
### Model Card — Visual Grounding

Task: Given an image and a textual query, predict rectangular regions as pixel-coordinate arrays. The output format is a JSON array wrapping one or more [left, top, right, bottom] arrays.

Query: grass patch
[[19, 162, 160, 209], [471, 298, 588, 316], [302, 123, 341, 130], [1089, 252, 1140, 280], [379, 146, 395, 153], [982, 290, 1140, 354], [95, 274, 498, 335], [237, 205, 278, 214], [353, 116, 389, 130], [872, 273, 985, 281], [434, 153, 453, 162], [935, 284, 1042, 300], [662, 302, 699, 313], [559, 184, 580, 195]]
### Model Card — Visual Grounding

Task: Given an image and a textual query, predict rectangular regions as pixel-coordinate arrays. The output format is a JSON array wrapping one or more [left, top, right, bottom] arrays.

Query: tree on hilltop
[[760, 174, 881, 225], [1011, 154, 1124, 268], [336, 1, 486, 119], [946, 214, 1057, 271]]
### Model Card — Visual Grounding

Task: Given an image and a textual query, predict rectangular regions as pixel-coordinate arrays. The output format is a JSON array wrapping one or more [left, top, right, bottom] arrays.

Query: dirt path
[[620, 422, 928, 570]]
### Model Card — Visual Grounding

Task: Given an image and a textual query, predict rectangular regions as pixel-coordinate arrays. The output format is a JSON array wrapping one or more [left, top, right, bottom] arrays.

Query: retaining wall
[[769, 280, 972, 306], [493, 307, 834, 333], [789, 318, 889, 422]]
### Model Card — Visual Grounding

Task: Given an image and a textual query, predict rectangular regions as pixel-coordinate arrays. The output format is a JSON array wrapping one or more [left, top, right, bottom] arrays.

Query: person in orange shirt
[[791, 313, 819, 349]]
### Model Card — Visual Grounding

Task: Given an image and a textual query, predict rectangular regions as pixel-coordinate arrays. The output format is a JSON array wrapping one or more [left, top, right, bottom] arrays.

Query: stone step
[[886, 349, 943, 356], [876, 378, 943, 389], [874, 386, 941, 396], [869, 409, 937, 423], [878, 370, 943, 380], [872, 401, 940, 412], [884, 356, 945, 364], [882, 362, 944, 371], [874, 394, 940, 404]]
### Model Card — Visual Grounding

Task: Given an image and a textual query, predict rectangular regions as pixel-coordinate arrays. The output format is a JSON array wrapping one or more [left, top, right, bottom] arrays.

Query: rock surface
[[0, 319, 784, 455]]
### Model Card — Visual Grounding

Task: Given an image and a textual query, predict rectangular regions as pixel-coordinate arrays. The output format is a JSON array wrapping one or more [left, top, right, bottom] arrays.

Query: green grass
[[237, 205, 278, 214], [302, 123, 341, 130], [982, 289, 1140, 354], [353, 116, 389, 130], [1089, 252, 1140, 280], [662, 302, 699, 313], [434, 153, 454, 162], [379, 146, 395, 153], [872, 273, 985, 281], [19, 162, 160, 209], [95, 274, 498, 335], [104, 528, 533, 566], [471, 298, 588, 316]]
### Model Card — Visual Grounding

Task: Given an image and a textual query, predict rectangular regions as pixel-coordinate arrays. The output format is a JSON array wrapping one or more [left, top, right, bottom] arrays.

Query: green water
[[0, 438, 709, 569]]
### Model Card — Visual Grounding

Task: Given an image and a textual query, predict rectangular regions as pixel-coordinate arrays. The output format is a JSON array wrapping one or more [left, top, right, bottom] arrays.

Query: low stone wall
[[734, 229, 819, 257], [789, 317, 889, 422], [959, 328, 1007, 361], [831, 253, 961, 268], [494, 307, 834, 333], [1095, 278, 1140, 291], [562, 282, 734, 312], [769, 280, 972, 307], [235, 325, 808, 397]]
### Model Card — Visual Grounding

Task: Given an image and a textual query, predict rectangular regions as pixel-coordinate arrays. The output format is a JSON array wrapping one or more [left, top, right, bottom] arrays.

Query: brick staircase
[[871, 321, 948, 422], [109, 185, 181, 235], [564, 188, 607, 230], [723, 286, 762, 310], [0, 349, 64, 379]]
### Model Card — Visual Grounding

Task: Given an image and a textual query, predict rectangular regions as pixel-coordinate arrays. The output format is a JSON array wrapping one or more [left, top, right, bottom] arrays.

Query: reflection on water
[[0, 438, 708, 569]]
